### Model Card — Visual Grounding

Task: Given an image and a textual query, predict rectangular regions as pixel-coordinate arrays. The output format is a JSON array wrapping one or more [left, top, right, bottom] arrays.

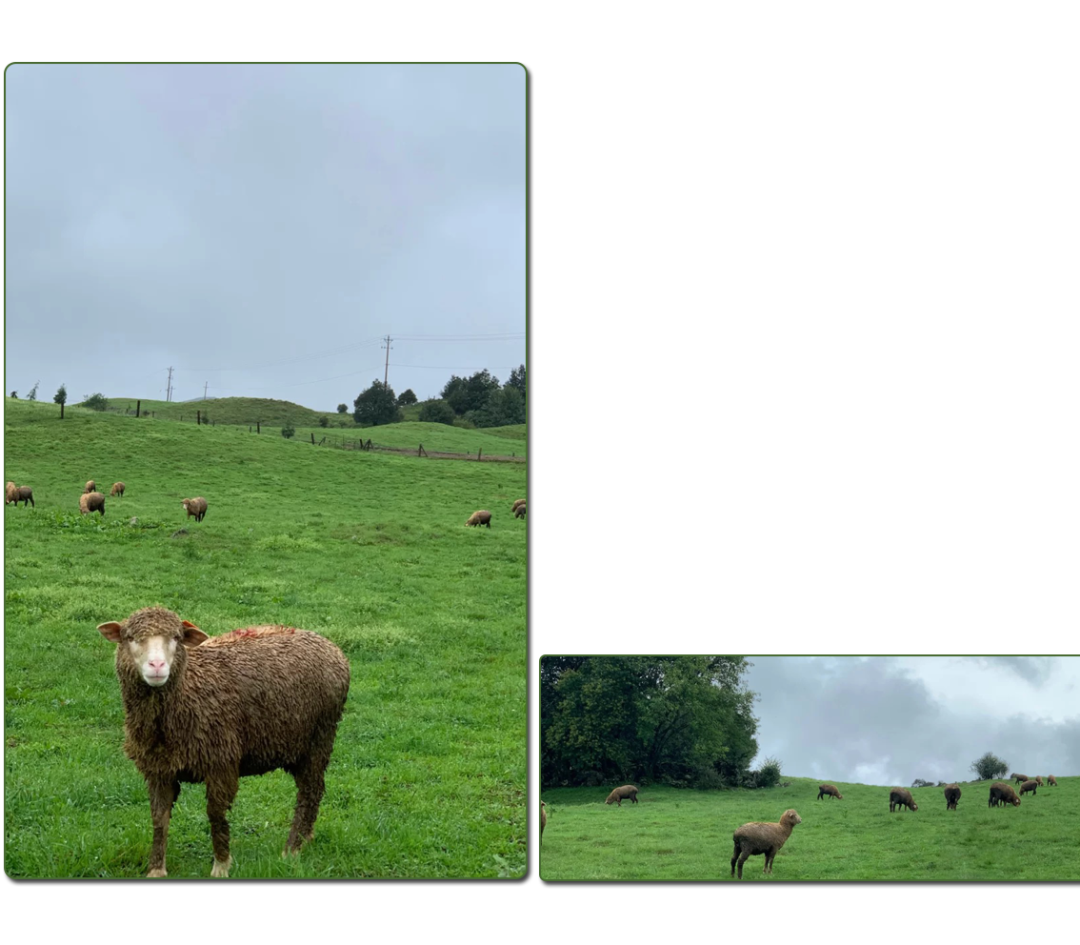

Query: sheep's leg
[[286, 757, 328, 854], [736, 849, 752, 879], [146, 777, 178, 878], [730, 843, 740, 877], [206, 772, 239, 877]]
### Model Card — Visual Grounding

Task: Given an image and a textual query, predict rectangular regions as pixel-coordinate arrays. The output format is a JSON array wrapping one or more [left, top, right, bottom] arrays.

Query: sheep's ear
[[180, 620, 209, 648], [98, 622, 124, 643]]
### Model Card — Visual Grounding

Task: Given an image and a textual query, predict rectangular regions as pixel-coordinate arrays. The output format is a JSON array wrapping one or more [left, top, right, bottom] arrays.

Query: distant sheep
[[730, 809, 802, 879], [1035, 776, 1044, 786], [465, 509, 492, 528], [181, 497, 208, 522], [111, 482, 126, 498], [944, 784, 961, 810], [10, 485, 34, 507], [989, 782, 1021, 808], [97, 606, 350, 878], [514, 503, 526, 519], [1012, 773, 1030, 784], [1019, 779, 1038, 797], [85, 480, 96, 494], [511, 499, 526, 513], [605, 785, 639, 806], [80, 492, 106, 516], [541, 800, 547, 842], [889, 788, 918, 812], [5, 481, 16, 504], [817, 784, 843, 800], [1048, 775, 1058, 787]]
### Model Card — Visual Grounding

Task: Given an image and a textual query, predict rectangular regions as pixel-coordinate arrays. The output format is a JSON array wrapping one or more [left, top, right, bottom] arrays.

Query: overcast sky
[[747, 656, 1080, 786], [5, 63, 525, 408]]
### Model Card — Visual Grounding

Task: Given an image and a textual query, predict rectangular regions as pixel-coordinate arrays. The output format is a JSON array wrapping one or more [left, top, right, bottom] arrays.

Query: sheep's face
[[98, 607, 209, 688], [781, 809, 802, 827]]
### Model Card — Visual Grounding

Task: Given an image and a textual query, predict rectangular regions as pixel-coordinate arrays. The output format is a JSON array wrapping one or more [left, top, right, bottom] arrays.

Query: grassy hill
[[4, 396, 527, 878], [539, 776, 1079, 881]]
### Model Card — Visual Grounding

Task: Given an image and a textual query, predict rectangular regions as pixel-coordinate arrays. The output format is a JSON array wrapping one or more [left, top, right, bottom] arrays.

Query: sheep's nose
[[148, 658, 166, 670]]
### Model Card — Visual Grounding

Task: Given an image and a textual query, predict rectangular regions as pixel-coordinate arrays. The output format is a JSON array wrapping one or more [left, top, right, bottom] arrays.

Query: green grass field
[[4, 396, 527, 878], [540, 777, 1079, 881]]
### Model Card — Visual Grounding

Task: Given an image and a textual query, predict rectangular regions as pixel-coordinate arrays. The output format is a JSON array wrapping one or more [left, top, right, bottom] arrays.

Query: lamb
[[5, 481, 16, 504], [541, 800, 547, 842], [889, 788, 918, 812], [511, 499, 526, 512], [1012, 773, 1030, 784], [11, 485, 34, 507], [817, 784, 843, 800], [989, 782, 1021, 807], [97, 606, 350, 878], [465, 509, 492, 528], [514, 502, 526, 519], [730, 809, 802, 879], [80, 492, 106, 516], [944, 784, 961, 810], [181, 497, 208, 522], [85, 479, 96, 494], [1048, 775, 1058, 787], [605, 785, 639, 806], [110, 481, 126, 498], [1019, 779, 1038, 797]]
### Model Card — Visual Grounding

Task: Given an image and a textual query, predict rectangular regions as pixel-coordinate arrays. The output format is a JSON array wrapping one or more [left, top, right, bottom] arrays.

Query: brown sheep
[[111, 481, 126, 498], [514, 503, 526, 519], [465, 509, 492, 528], [944, 784, 961, 810], [97, 606, 350, 878], [1012, 773, 1030, 784], [1035, 776, 1044, 786], [730, 809, 802, 879], [12, 486, 34, 507], [1019, 779, 1038, 797], [817, 784, 843, 800], [541, 800, 546, 842], [989, 782, 1021, 807], [605, 785, 639, 806], [181, 497, 208, 522], [889, 788, 918, 812], [85, 480, 96, 494], [80, 492, 106, 516], [1048, 775, 1058, 787], [5, 481, 16, 504], [511, 499, 526, 512]]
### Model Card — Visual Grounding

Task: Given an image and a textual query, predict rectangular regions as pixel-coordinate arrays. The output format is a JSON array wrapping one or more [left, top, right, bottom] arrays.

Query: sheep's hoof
[[147, 868, 167, 878], [210, 856, 232, 878]]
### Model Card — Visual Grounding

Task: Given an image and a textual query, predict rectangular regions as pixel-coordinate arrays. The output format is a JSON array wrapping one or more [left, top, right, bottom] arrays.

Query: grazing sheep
[[80, 492, 106, 516], [989, 782, 1021, 808], [817, 784, 843, 800], [465, 509, 492, 528], [605, 785, 639, 806], [85, 480, 96, 494], [110, 481, 126, 498], [730, 809, 802, 879], [97, 606, 350, 878], [1012, 773, 1030, 784], [514, 502, 526, 519], [541, 800, 546, 841], [5, 481, 16, 504], [511, 499, 526, 512], [181, 497, 208, 522], [1020, 779, 1038, 797], [12, 485, 34, 507], [1035, 776, 1044, 786], [889, 788, 918, 812], [944, 784, 961, 810], [1049, 775, 1058, 787]]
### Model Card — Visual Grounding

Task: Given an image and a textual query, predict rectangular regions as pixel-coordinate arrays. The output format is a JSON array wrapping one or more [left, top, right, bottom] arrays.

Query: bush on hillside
[[82, 393, 109, 411], [281, 422, 295, 439], [418, 398, 456, 425], [756, 756, 783, 788], [970, 751, 1009, 781], [912, 778, 934, 788]]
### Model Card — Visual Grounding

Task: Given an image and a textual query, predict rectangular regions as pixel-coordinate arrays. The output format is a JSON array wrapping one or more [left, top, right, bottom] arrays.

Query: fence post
[[257, 420, 261, 434], [478, 448, 482, 461], [311, 433, 315, 445], [136, 400, 141, 417], [197, 410, 201, 426]]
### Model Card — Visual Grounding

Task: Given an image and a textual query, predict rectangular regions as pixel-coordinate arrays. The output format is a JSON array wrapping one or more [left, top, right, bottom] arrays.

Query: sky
[[4, 63, 525, 409], [747, 656, 1080, 786]]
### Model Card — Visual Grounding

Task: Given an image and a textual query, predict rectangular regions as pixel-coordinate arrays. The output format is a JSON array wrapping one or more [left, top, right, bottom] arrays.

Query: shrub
[[418, 399, 456, 425], [756, 756, 782, 788], [82, 393, 109, 411], [336, 403, 348, 414], [318, 416, 329, 428], [281, 423, 296, 439], [912, 779, 934, 788], [970, 752, 1009, 781]]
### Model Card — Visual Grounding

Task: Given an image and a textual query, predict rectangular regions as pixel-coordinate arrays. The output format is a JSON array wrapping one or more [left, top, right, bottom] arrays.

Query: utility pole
[[203, 382, 208, 401], [382, 335, 392, 386], [166, 367, 174, 402]]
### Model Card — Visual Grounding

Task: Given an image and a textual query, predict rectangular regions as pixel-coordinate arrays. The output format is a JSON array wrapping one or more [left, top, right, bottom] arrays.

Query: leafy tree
[[28, 380, 40, 401], [466, 386, 525, 428], [337, 403, 348, 414], [756, 757, 783, 788], [397, 388, 418, 407], [281, 422, 295, 439], [418, 398, 456, 425], [82, 393, 109, 411], [9, 391, 16, 399], [318, 415, 329, 428], [441, 370, 501, 416], [506, 364, 526, 399], [970, 752, 1009, 781], [54, 383, 67, 418], [353, 380, 401, 426]]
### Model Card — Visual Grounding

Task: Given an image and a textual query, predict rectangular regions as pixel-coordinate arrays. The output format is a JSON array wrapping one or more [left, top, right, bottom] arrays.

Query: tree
[[9, 391, 16, 399], [353, 380, 401, 426], [82, 393, 109, 411], [281, 422, 296, 439], [418, 398, 456, 425], [54, 383, 67, 418], [970, 752, 1009, 782], [337, 403, 348, 414], [28, 380, 40, 401], [318, 415, 329, 428], [466, 385, 525, 428], [397, 388, 418, 407], [506, 364, 526, 399], [441, 370, 501, 416]]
